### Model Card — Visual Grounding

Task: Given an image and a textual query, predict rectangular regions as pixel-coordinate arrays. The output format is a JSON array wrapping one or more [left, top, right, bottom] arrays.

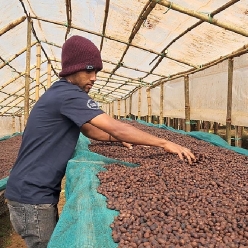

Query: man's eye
[[86, 70, 96, 74]]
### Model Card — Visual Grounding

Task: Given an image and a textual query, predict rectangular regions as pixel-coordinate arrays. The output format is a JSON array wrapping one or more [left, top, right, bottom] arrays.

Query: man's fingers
[[181, 149, 196, 164]]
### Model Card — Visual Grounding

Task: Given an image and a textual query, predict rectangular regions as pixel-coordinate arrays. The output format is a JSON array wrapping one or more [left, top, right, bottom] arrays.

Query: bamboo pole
[[0, 42, 37, 70], [35, 43, 41, 101], [0, 73, 55, 115], [159, 83, 164, 125], [12, 116, 15, 133], [0, 70, 49, 114], [196, 120, 201, 131], [147, 88, 152, 123], [155, 0, 248, 37], [100, 0, 110, 51], [118, 99, 120, 119], [204, 121, 210, 133], [24, 17, 32, 126], [1, 73, 53, 116], [108, 103, 111, 116], [184, 75, 190, 132], [33, 17, 195, 68], [0, 16, 26, 36], [65, 0, 72, 40], [214, 122, 219, 134], [226, 58, 233, 145], [235, 126, 243, 147], [138, 88, 141, 119], [124, 98, 127, 118], [19, 116, 22, 132], [129, 95, 133, 118], [174, 118, 178, 130], [47, 61, 52, 89], [0, 60, 47, 92], [147, 0, 240, 77], [149, 44, 248, 89]]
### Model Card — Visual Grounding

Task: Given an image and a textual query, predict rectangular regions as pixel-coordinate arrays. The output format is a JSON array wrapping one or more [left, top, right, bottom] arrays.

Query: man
[[5, 35, 195, 248]]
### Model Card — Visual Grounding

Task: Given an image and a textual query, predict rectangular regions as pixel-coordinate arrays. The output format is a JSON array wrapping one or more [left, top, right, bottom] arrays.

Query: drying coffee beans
[[90, 120, 248, 248], [0, 135, 22, 179]]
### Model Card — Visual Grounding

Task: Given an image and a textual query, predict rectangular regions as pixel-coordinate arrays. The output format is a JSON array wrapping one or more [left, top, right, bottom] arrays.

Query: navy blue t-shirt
[[5, 78, 104, 204]]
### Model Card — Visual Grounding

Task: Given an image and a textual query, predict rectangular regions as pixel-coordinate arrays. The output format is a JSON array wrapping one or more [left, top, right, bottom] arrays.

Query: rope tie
[[117, 62, 123, 68], [164, 2, 172, 14], [200, 12, 213, 23]]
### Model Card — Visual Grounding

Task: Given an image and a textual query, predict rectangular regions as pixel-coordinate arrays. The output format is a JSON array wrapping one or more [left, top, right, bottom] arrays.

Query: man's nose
[[90, 72, 97, 81]]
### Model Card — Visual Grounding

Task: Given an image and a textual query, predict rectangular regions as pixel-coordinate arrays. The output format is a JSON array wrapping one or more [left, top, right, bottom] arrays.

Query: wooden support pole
[[12, 116, 15, 133], [184, 75, 190, 132], [156, 0, 248, 37], [111, 102, 114, 118], [204, 121, 210, 132], [159, 83, 164, 125], [174, 118, 178, 130], [19, 116, 22, 132], [235, 126, 243, 147], [108, 103, 111, 116], [196, 120, 201, 131], [226, 58, 233, 145], [129, 94, 132, 119], [0, 16, 26, 36], [47, 60, 52, 89], [147, 88, 152, 123], [124, 98, 127, 118], [35, 43, 41, 101], [214, 122, 219, 134], [138, 88, 141, 119], [24, 17, 32, 126], [118, 99, 120, 119]]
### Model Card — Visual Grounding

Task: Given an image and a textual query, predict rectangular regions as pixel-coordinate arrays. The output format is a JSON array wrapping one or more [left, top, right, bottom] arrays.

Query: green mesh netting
[[48, 135, 137, 248]]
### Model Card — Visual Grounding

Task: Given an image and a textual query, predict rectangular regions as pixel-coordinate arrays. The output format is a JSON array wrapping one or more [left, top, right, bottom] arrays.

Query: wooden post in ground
[[12, 116, 15, 133], [35, 43, 41, 101], [124, 98, 127, 118], [129, 94, 132, 119], [235, 126, 243, 147], [47, 60, 52, 89], [24, 17, 32, 126], [19, 116, 22, 132], [214, 122, 219, 134], [138, 88, 141, 119], [118, 99, 120, 119], [226, 58, 233, 145], [159, 83, 164, 125], [184, 75, 190, 132], [147, 88, 152, 123]]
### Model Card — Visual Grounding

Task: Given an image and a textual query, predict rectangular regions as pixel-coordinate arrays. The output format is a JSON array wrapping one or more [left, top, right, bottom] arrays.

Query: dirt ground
[[0, 178, 66, 248]]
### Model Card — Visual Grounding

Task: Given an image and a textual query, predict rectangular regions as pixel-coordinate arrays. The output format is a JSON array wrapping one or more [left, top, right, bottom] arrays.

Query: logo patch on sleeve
[[87, 99, 99, 109]]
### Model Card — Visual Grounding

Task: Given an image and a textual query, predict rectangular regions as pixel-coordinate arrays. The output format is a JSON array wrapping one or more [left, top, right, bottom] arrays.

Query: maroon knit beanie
[[59, 35, 103, 77]]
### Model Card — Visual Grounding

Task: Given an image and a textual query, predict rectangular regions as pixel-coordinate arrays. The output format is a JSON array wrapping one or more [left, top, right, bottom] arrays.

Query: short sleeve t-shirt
[[5, 78, 104, 204]]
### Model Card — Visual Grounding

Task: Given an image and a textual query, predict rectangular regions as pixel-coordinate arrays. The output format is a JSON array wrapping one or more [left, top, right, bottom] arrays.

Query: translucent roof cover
[[1, 0, 248, 115]]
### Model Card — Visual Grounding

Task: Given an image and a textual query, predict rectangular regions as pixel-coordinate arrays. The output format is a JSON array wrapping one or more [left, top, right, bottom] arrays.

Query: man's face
[[71, 70, 97, 93]]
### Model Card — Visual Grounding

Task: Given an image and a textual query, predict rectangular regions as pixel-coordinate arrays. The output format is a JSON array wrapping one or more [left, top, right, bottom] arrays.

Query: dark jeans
[[7, 200, 58, 248]]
